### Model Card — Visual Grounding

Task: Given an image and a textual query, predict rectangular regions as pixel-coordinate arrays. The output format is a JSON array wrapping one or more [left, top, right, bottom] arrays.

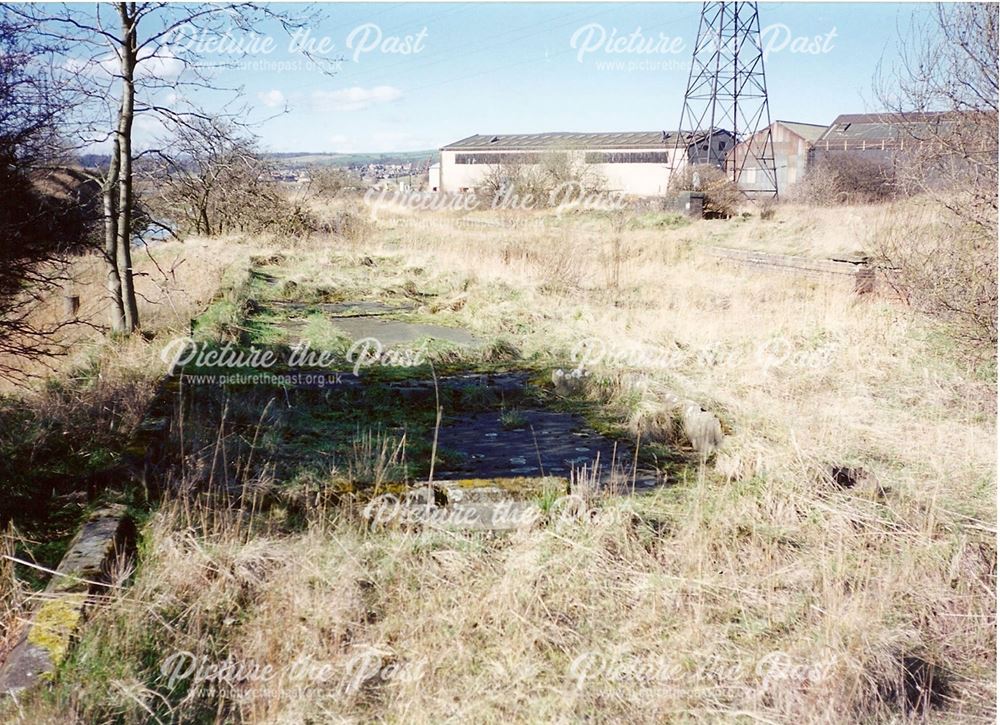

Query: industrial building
[[435, 130, 735, 196], [728, 120, 827, 197], [433, 113, 959, 199], [808, 112, 958, 165]]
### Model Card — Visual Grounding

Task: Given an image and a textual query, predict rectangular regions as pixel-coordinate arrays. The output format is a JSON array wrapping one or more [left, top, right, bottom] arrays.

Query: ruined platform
[[0, 505, 135, 695]]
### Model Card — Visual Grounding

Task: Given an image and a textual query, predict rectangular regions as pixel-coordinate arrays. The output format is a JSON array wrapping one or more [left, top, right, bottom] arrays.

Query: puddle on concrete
[[435, 409, 660, 488], [330, 317, 479, 347], [267, 299, 478, 347]]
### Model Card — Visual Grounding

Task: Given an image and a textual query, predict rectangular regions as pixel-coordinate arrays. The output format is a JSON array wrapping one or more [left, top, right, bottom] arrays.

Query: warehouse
[[437, 130, 734, 196], [729, 120, 827, 196]]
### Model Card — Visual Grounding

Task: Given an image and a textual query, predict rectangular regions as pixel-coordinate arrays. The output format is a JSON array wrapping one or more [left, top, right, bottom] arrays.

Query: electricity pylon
[[672, 2, 778, 199]]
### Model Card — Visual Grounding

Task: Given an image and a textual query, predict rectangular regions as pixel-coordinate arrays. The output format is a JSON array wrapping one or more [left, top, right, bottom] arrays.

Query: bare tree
[[307, 166, 364, 200], [873, 3, 999, 354], [0, 8, 97, 380], [16, 3, 333, 334], [878, 3, 998, 229], [154, 117, 262, 236], [151, 117, 316, 238], [477, 151, 606, 209]]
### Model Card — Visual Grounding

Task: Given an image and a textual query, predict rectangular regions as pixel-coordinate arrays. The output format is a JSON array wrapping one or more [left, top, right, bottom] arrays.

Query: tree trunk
[[115, 2, 140, 332], [102, 131, 126, 332], [199, 201, 210, 237]]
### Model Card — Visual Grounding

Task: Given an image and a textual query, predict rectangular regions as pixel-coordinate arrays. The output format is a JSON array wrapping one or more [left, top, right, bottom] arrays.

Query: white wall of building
[[438, 146, 692, 196]]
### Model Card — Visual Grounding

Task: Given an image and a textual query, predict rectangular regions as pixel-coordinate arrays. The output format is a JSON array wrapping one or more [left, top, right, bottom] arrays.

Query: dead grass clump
[[346, 429, 407, 487], [871, 205, 997, 358], [0, 525, 28, 657], [626, 398, 684, 447], [318, 204, 374, 246], [478, 336, 521, 364]]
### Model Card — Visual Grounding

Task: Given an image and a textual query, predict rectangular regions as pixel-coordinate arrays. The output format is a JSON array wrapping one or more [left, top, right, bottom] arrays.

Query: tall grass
[[1, 199, 994, 723]]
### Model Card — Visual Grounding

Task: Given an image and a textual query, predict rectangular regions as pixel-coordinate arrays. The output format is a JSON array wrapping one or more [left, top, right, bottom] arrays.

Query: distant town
[[80, 150, 436, 187]]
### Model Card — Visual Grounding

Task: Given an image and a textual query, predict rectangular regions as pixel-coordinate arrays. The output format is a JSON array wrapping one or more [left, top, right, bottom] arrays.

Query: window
[[454, 152, 542, 164], [585, 151, 670, 164]]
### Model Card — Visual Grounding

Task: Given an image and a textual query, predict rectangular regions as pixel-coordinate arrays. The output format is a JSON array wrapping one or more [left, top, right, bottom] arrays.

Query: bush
[[792, 154, 897, 205], [872, 206, 997, 357], [318, 204, 373, 244], [307, 167, 364, 199], [151, 119, 319, 240], [476, 152, 605, 209], [667, 164, 742, 218]]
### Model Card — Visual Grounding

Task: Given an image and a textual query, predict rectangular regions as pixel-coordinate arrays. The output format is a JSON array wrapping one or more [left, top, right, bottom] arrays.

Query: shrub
[[872, 205, 997, 357], [667, 163, 742, 218], [307, 167, 364, 199], [151, 119, 318, 240], [791, 154, 897, 205], [476, 152, 606, 209]]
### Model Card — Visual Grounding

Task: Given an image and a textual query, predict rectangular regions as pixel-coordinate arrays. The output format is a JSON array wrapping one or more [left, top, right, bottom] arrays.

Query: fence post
[[62, 291, 80, 320]]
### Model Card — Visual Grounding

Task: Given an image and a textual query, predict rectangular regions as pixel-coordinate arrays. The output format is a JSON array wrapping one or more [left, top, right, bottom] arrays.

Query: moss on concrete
[[27, 594, 87, 669]]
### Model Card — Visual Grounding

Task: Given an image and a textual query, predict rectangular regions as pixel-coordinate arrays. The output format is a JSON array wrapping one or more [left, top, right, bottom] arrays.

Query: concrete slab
[[435, 410, 659, 488], [0, 505, 135, 695], [329, 317, 479, 347], [271, 300, 417, 317]]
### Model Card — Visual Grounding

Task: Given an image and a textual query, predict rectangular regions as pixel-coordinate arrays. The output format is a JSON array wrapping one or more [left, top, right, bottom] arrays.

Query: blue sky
[[148, 2, 937, 153]]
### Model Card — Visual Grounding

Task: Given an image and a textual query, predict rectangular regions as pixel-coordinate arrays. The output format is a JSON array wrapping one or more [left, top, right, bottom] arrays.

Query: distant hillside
[[268, 150, 437, 167], [77, 150, 438, 170]]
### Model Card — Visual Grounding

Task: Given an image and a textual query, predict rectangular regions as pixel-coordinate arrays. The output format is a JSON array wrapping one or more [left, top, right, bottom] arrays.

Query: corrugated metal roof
[[441, 131, 720, 151], [775, 120, 827, 143], [817, 112, 954, 144]]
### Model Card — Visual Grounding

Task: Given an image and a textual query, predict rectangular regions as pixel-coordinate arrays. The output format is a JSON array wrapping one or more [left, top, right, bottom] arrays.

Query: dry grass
[[2, 198, 995, 723], [0, 234, 273, 683], [0, 235, 268, 392]]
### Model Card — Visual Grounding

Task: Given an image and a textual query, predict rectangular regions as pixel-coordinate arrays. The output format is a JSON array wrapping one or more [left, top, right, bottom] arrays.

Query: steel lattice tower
[[673, 2, 778, 198]]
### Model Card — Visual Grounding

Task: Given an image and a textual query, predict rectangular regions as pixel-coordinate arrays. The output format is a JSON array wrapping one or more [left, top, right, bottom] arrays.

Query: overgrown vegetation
[[153, 118, 318, 239], [477, 151, 607, 208], [2, 191, 995, 724], [791, 154, 898, 205], [668, 163, 743, 217], [0, 5, 995, 722], [872, 2, 998, 356]]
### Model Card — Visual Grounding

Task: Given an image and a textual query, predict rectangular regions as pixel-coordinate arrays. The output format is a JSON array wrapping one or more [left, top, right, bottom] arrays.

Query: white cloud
[[257, 89, 286, 108], [312, 85, 402, 112], [131, 112, 169, 151], [136, 47, 185, 80]]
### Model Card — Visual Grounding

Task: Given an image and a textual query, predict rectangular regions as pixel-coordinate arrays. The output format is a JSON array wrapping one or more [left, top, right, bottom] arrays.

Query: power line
[[673, 1, 778, 199]]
